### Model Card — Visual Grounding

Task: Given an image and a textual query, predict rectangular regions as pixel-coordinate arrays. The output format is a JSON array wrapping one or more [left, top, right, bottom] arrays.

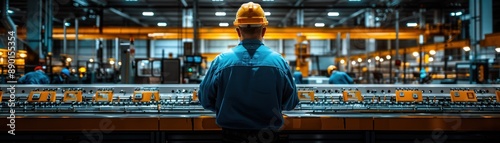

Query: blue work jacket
[[199, 39, 299, 130]]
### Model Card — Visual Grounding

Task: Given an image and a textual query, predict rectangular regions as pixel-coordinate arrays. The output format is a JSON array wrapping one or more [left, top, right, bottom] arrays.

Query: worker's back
[[18, 70, 50, 84], [199, 39, 298, 130], [329, 71, 354, 84]]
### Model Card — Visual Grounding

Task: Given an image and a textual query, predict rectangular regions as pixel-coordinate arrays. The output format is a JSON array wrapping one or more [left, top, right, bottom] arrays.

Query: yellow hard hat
[[295, 67, 301, 71], [327, 65, 337, 75], [234, 2, 268, 27]]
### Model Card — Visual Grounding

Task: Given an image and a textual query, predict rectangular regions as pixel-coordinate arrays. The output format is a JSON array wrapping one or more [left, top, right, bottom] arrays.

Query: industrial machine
[[295, 35, 310, 77], [1, 84, 500, 142]]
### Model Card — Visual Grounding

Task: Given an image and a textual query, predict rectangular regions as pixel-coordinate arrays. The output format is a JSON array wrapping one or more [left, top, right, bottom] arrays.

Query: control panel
[[63, 88, 83, 103], [94, 88, 114, 102], [450, 88, 477, 102], [28, 89, 57, 102], [132, 87, 160, 102], [395, 88, 423, 102]]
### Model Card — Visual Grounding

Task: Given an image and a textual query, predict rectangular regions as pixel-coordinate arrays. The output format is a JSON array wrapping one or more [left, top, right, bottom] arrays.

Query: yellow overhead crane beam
[[337, 40, 470, 61], [9, 27, 422, 40], [482, 33, 500, 47]]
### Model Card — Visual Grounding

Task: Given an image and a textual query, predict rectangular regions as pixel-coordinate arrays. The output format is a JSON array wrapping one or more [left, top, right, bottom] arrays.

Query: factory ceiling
[[5, 0, 492, 29]]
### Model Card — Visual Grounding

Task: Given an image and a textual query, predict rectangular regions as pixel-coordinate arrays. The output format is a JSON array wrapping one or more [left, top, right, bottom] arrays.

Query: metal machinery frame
[[1, 84, 500, 142], [295, 35, 310, 77]]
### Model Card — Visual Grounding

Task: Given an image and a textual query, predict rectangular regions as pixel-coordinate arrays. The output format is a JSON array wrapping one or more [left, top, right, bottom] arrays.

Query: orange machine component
[[94, 89, 114, 102], [395, 89, 423, 102], [192, 90, 198, 101], [63, 89, 83, 102], [0, 89, 3, 102], [450, 89, 477, 102], [132, 88, 160, 102], [298, 90, 315, 102], [342, 90, 363, 102], [496, 90, 500, 102], [28, 89, 57, 102]]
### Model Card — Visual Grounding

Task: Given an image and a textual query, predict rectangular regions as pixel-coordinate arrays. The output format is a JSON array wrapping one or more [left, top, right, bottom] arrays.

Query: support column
[[193, 0, 199, 54], [469, 0, 492, 84], [395, 10, 401, 84], [342, 33, 350, 72], [182, 8, 193, 55], [26, 0, 42, 58], [365, 8, 376, 83], [296, 7, 304, 27], [44, 0, 53, 57], [388, 39, 392, 84], [418, 8, 426, 83], [278, 39, 284, 54]]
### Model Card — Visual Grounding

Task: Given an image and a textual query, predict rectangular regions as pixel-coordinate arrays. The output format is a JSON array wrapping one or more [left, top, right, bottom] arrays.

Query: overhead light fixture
[[142, 12, 154, 16], [7, 10, 13, 14], [264, 12, 271, 16], [89, 58, 94, 62], [349, 0, 361, 1], [428, 57, 434, 62], [379, 58, 384, 62], [455, 11, 462, 16], [110, 60, 115, 65], [125, 0, 138, 1], [429, 50, 436, 55], [66, 57, 72, 62], [351, 61, 357, 65], [219, 22, 229, 27], [118, 62, 122, 66], [386, 55, 391, 60], [328, 12, 339, 16], [368, 59, 371, 63], [357, 58, 362, 63], [463, 46, 470, 51], [157, 22, 167, 26], [215, 12, 226, 16], [406, 23, 418, 27], [20, 53, 27, 58], [412, 52, 419, 57], [340, 59, 345, 64], [64, 22, 71, 26], [450, 12, 456, 16], [496, 47, 500, 53], [212, 0, 223, 1], [375, 56, 380, 60], [263, 0, 274, 1], [314, 23, 325, 27]]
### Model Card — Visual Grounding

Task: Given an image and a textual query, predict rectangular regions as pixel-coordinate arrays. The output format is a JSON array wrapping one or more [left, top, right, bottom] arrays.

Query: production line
[[1, 84, 500, 132]]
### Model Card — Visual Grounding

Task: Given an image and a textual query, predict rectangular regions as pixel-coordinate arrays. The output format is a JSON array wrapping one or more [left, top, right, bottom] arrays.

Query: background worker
[[293, 67, 303, 84], [52, 68, 70, 84], [199, 2, 299, 143], [18, 66, 50, 84], [327, 65, 354, 84]]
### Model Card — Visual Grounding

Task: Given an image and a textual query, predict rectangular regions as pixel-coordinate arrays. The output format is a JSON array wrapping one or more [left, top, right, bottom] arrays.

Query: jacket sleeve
[[282, 64, 299, 110], [199, 58, 219, 112], [345, 73, 354, 84], [18, 74, 26, 84]]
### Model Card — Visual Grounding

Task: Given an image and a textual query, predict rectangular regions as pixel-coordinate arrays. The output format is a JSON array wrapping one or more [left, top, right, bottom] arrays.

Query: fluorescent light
[[212, 0, 223, 1], [463, 46, 470, 51], [340, 59, 345, 64], [496, 47, 500, 53], [215, 12, 226, 16], [379, 58, 384, 62], [264, 12, 271, 16], [263, 0, 274, 1], [375, 56, 380, 60], [349, 0, 361, 1], [219, 22, 229, 27], [368, 59, 371, 63], [125, 0, 138, 1], [7, 10, 13, 14], [455, 11, 462, 16], [428, 57, 434, 62], [412, 52, 419, 57], [157, 22, 167, 26], [406, 23, 417, 27], [351, 61, 356, 65], [328, 12, 339, 16], [142, 12, 154, 16], [64, 22, 71, 26], [386, 55, 391, 60], [357, 58, 362, 62], [314, 23, 325, 27], [450, 12, 455, 16]]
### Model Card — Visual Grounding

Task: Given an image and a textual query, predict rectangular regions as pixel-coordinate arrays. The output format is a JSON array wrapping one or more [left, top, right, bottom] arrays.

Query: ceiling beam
[[75, 0, 148, 27], [280, 0, 304, 27], [332, 9, 365, 27], [180, 0, 188, 7]]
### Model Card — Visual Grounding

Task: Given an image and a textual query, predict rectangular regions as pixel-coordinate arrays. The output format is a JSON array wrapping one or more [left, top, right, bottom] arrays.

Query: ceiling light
[[263, 0, 274, 1], [340, 59, 345, 64], [215, 12, 226, 16], [496, 47, 500, 53], [157, 22, 167, 26], [463, 46, 470, 51], [455, 11, 462, 16], [412, 52, 419, 57], [429, 50, 436, 55], [314, 23, 325, 27], [66, 57, 72, 62], [7, 10, 13, 14], [125, 0, 138, 1], [351, 61, 356, 65], [264, 12, 271, 16], [406, 23, 417, 27], [375, 56, 380, 60], [212, 0, 223, 1], [368, 59, 371, 63], [328, 12, 339, 16], [142, 12, 154, 16], [349, 0, 361, 1], [379, 58, 384, 62], [219, 22, 229, 27], [89, 58, 94, 62], [386, 55, 391, 60], [450, 12, 456, 16], [428, 57, 434, 62], [357, 58, 362, 62], [64, 22, 71, 26]]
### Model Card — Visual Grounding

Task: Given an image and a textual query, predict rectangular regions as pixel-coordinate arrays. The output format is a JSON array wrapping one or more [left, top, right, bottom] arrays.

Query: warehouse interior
[[1, 0, 500, 143]]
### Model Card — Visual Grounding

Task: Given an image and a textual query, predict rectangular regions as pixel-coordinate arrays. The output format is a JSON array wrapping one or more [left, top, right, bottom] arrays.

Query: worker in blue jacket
[[199, 2, 299, 143], [327, 65, 354, 84], [52, 68, 70, 84], [18, 66, 50, 84]]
